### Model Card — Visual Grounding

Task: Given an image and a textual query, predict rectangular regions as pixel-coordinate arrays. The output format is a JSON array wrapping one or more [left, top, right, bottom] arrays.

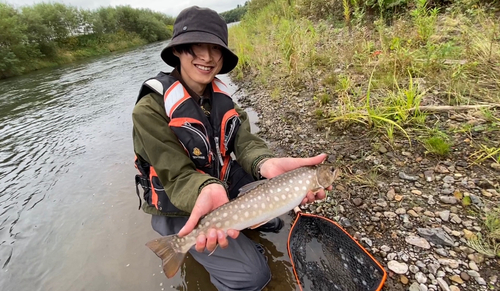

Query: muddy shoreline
[[232, 78, 500, 291]]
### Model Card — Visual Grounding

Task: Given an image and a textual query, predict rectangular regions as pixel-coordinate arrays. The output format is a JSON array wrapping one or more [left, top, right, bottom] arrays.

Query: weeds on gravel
[[470, 145, 500, 163], [467, 207, 500, 258], [229, 0, 500, 166], [422, 131, 451, 156]]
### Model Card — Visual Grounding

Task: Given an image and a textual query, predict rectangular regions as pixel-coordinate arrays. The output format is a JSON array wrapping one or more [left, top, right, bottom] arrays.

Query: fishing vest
[[134, 72, 241, 213]]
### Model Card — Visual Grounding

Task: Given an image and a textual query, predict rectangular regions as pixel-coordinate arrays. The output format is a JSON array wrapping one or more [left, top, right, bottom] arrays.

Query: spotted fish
[[146, 165, 339, 278]]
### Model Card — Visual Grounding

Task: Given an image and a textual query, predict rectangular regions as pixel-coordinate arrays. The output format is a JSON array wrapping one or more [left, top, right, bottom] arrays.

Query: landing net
[[287, 213, 386, 291]]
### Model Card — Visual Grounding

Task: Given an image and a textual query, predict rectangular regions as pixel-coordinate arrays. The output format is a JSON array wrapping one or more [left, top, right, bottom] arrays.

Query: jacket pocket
[[169, 117, 212, 168]]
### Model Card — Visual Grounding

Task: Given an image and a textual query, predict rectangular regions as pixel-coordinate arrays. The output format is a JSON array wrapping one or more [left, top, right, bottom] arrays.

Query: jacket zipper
[[182, 122, 210, 156], [224, 116, 238, 152], [214, 137, 224, 166]]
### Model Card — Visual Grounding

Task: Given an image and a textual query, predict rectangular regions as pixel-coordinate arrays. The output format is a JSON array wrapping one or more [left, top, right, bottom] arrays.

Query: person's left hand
[[259, 153, 332, 204]]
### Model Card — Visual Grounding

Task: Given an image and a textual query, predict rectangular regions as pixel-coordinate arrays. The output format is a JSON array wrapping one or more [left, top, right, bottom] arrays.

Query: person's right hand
[[177, 183, 239, 253]]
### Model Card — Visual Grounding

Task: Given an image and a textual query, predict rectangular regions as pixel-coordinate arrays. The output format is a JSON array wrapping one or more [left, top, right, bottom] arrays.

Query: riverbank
[[0, 3, 173, 79], [229, 0, 500, 290]]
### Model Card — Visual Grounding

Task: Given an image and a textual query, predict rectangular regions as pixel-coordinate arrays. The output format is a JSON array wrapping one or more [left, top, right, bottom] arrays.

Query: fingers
[[195, 232, 207, 252], [178, 212, 201, 237], [194, 228, 237, 253], [227, 229, 240, 239], [300, 189, 327, 205], [206, 229, 218, 252], [217, 230, 229, 249], [302, 153, 328, 166], [316, 189, 326, 200]]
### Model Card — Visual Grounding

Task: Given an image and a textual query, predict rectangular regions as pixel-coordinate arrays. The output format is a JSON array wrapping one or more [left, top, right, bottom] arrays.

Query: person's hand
[[177, 183, 239, 253], [259, 153, 332, 204]]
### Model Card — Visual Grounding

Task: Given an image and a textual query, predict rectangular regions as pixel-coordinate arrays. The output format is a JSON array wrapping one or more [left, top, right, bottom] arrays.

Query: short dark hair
[[173, 44, 196, 57]]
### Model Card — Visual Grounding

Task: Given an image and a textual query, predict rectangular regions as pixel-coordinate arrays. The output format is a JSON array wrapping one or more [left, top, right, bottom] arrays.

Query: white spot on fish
[[281, 194, 286, 199], [308, 175, 312, 179], [223, 213, 228, 218], [205, 222, 210, 227], [274, 196, 280, 201], [261, 203, 266, 209], [232, 214, 238, 220], [258, 196, 262, 200], [215, 222, 222, 228], [285, 188, 289, 192], [306, 180, 310, 185], [253, 204, 258, 208], [270, 190, 273, 193], [302, 186, 307, 190], [289, 179, 294, 183], [277, 188, 282, 192], [294, 187, 299, 191], [244, 211, 249, 217], [298, 180, 302, 184], [225, 221, 230, 226]]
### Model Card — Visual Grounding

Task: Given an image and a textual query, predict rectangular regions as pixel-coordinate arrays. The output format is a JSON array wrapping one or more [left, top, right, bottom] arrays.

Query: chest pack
[[134, 72, 241, 213]]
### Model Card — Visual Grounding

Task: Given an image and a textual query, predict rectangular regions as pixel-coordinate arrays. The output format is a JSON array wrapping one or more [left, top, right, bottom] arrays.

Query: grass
[[467, 207, 500, 258], [229, 0, 500, 253], [229, 0, 499, 143]]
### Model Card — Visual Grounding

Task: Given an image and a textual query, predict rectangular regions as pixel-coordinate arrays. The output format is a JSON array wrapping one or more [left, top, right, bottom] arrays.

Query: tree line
[[0, 3, 175, 79], [220, 3, 248, 23]]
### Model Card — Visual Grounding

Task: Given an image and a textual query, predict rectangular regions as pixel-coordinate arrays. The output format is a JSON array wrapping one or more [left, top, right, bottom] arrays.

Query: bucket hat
[[160, 6, 239, 74]]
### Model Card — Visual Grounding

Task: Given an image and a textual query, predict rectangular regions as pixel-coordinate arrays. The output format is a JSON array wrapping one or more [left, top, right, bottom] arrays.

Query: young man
[[132, 6, 329, 291]]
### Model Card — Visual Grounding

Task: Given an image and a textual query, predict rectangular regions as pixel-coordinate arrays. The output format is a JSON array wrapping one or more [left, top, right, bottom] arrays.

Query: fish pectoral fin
[[249, 220, 271, 229], [238, 180, 268, 194]]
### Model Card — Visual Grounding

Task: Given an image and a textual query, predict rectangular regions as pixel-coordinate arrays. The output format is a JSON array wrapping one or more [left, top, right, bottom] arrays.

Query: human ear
[[172, 48, 180, 58]]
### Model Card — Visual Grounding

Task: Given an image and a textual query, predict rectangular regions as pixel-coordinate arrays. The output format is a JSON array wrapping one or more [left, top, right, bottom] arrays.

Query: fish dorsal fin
[[238, 179, 268, 194]]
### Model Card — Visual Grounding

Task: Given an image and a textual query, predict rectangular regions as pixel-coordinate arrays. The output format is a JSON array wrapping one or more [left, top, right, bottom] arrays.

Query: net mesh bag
[[287, 213, 386, 291]]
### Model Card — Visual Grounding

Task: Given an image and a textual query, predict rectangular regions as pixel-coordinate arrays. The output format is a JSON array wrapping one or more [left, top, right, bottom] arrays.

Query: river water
[[0, 41, 298, 290]]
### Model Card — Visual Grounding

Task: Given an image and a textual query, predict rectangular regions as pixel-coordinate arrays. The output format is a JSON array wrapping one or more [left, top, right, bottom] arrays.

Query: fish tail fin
[[146, 235, 188, 278]]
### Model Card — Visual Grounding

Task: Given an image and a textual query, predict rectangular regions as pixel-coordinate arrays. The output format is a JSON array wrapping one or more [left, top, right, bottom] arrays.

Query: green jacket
[[132, 84, 274, 217]]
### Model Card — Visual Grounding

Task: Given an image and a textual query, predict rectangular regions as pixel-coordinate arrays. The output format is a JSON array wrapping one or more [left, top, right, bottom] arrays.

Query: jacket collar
[[171, 68, 211, 105]]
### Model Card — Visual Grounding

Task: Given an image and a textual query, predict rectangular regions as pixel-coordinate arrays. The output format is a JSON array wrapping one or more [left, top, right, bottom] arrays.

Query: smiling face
[[173, 43, 224, 95]]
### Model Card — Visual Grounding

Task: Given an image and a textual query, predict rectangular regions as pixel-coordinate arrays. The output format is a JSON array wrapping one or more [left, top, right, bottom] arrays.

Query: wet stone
[[439, 210, 450, 221], [399, 172, 419, 181], [443, 175, 455, 184], [400, 275, 409, 284], [449, 275, 464, 284], [424, 170, 435, 182], [409, 282, 420, 291], [418, 227, 455, 247], [475, 276, 487, 285], [437, 277, 451, 291], [460, 272, 470, 281], [388, 260, 409, 274], [352, 198, 363, 206], [415, 272, 428, 283], [405, 236, 431, 249], [439, 196, 457, 204], [387, 188, 396, 200]]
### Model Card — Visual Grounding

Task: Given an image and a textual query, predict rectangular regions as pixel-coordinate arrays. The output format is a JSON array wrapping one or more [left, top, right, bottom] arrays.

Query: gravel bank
[[233, 79, 500, 291]]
